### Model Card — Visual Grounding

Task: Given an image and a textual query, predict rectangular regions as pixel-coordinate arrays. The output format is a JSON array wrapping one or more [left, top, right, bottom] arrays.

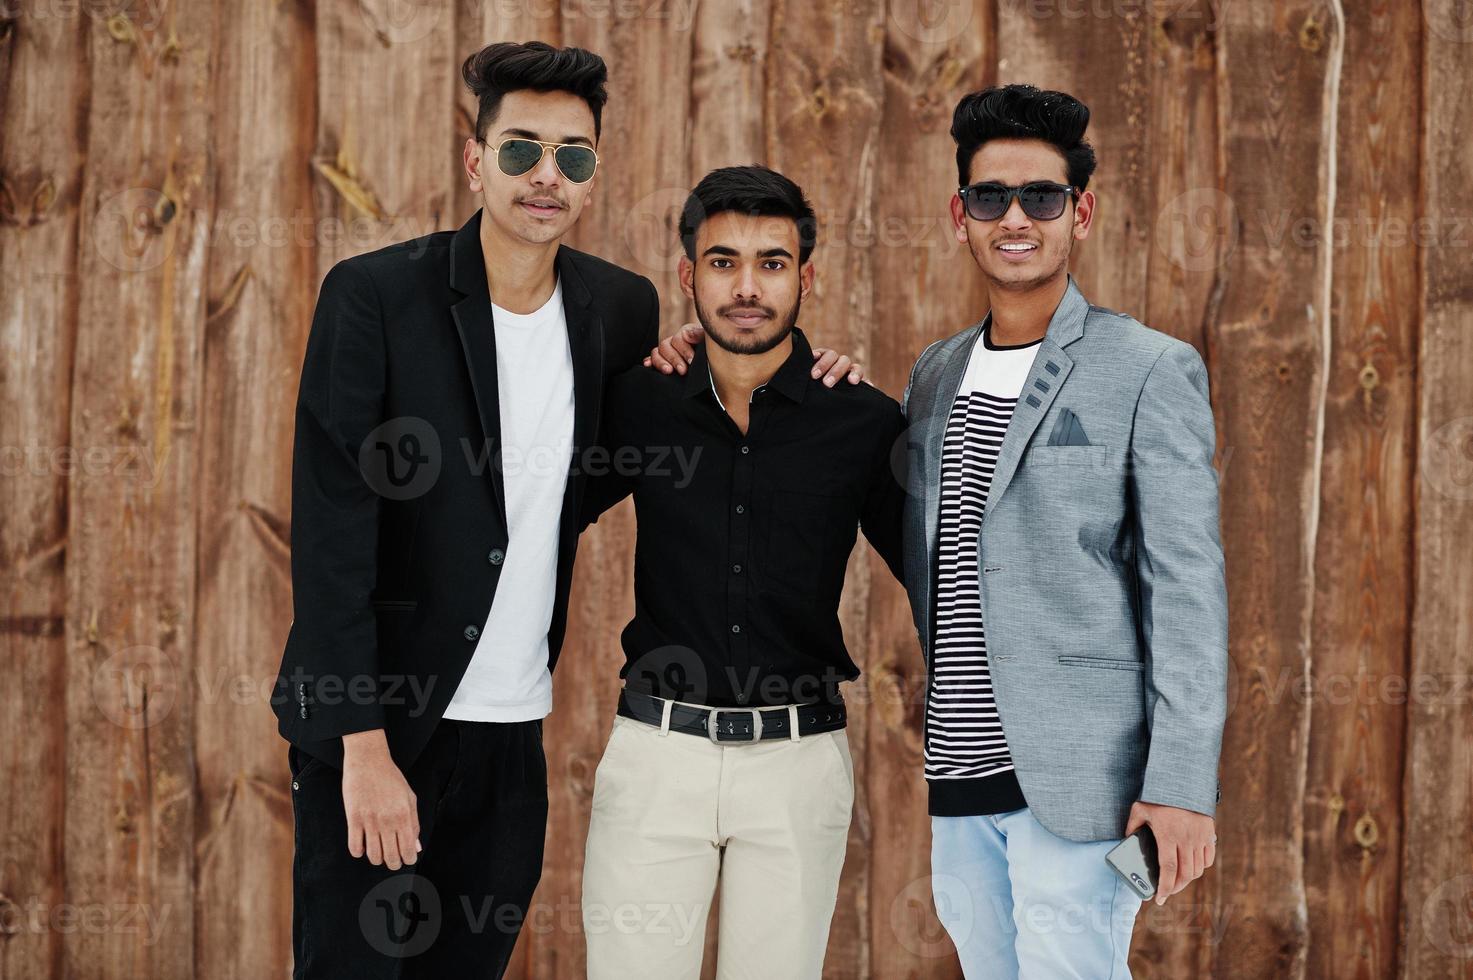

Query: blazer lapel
[[448, 209, 509, 530], [554, 245, 605, 539], [923, 323, 984, 562], [980, 275, 1089, 521]]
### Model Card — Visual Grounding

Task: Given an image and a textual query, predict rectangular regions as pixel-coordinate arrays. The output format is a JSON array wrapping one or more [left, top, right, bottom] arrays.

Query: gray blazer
[[901, 275, 1228, 843]]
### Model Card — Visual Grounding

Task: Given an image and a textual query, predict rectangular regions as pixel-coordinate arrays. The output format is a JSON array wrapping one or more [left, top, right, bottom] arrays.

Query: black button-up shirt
[[582, 327, 907, 708]]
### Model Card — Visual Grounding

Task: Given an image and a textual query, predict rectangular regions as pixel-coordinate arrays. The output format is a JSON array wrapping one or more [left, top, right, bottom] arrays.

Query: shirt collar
[[682, 325, 814, 406]]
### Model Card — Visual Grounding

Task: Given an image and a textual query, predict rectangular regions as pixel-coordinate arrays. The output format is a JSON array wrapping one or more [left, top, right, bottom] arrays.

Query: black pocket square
[[1047, 408, 1092, 446]]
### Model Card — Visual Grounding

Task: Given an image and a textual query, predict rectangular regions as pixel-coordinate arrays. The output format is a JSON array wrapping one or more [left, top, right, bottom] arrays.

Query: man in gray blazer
[[901, 84, 1228, 978]]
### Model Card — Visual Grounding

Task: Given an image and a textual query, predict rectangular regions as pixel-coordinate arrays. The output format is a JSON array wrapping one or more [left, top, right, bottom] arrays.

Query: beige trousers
[[581, 706, 856, 980]]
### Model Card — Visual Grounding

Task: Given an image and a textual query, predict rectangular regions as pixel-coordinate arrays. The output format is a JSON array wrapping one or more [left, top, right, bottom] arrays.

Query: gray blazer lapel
[[981, 277, 1089, 521], [922, 324, 984, 558]]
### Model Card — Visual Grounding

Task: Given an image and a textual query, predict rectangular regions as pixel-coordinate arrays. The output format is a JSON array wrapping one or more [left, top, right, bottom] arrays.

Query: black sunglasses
[[959, 181, 1078, 222], [482, 137, 599, 184]]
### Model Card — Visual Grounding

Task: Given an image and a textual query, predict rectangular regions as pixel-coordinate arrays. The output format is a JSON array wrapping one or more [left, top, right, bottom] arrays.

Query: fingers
[[1155, 840, 1180, 905], [648, 343, 678, 374], [650, 327, 699, 376], [365, 824, 385, 867], [347, 816, 365, 860], [667, 323, 703, 371]]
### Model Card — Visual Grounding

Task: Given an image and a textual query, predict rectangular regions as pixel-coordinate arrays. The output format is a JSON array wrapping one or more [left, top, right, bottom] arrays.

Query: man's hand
[[342, 729, 421, 869], [1123, 800, 1216, 906], [642, 322, 866, 387]]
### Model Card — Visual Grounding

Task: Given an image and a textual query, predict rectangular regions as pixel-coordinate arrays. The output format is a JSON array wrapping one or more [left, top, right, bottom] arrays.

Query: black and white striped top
[[926, 322, 1042, 817]]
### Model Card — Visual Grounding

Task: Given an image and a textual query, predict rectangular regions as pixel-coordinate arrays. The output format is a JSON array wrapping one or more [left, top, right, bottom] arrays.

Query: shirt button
[[292, 780, 300, 791], [740, 445, 750, 454], [732, 563, 742, 573], [464, 625, 481, 641], [488, 548, 505, 565], [735, 504, 745, 514], [731, 624, 741, 634], [735, 691, 747, 704], [298, 705, 308, 719]]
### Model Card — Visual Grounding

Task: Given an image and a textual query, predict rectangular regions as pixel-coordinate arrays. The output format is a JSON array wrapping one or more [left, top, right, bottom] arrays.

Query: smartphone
[[1105, 826, 1159, 901]]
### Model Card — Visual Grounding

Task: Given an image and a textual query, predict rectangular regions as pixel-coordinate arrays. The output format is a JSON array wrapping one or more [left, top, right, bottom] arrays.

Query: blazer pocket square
[[1048, 409, 1092, 446], [1065, 413, 1091, 446]]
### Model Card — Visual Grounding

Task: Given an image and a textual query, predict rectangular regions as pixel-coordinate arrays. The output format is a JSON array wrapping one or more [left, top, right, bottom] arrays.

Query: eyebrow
[[700, 245, 795, 259], [497, 127, 594, 147]]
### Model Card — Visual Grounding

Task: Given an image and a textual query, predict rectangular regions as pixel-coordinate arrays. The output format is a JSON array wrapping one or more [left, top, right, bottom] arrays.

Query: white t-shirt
[[443, 278, 573, 722]]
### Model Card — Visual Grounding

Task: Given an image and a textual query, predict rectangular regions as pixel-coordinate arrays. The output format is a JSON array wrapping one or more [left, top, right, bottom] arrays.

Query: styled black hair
[[678, 165, 819, 265], [461, 41, 609, 143], [950, 84, 1097, 190]]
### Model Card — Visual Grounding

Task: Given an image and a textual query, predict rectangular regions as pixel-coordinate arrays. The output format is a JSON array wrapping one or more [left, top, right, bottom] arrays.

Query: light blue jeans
[[931, 806, 1142, 979]]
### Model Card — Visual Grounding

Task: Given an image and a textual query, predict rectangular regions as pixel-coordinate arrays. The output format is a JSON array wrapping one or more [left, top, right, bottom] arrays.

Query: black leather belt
[[617, 688, 847, 743]]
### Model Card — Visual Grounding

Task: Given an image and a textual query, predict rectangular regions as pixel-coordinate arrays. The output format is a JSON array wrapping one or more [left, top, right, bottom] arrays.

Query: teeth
[[999, 243, 1035, 251]]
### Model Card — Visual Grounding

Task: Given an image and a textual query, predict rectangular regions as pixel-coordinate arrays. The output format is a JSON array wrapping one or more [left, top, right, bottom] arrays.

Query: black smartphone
[[1105, 826, 1159, 901]]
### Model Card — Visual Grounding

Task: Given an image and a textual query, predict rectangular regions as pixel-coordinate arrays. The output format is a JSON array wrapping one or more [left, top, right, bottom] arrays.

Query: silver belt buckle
[[708, 707, 763, 744]]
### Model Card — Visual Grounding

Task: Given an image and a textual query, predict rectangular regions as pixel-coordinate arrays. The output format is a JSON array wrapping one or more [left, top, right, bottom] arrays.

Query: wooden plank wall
[[1, 1, 1469, 977]]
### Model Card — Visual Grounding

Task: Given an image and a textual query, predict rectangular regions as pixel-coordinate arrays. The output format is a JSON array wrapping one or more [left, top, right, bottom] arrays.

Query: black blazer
[[271, 208, 659, 771]]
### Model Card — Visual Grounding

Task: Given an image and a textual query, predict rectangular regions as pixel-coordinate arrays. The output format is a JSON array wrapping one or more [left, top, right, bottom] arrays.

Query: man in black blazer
[[271, 41, 857, 979]]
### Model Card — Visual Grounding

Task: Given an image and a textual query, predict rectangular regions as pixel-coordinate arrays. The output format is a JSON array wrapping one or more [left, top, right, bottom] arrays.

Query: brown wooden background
[[3, 0, 1472, 976]]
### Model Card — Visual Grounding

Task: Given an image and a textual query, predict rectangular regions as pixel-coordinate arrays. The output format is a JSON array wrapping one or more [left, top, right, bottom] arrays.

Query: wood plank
[[867, 3, 993, 976], [62, 0, 218, 974], [312, 0, 460, 281], [1402, 1, 1473, 975], [0, 4, 86, 979], [191, 0, 317, 977], [1206, 2, 1343, 976], [1303, 0, 1421, 977]]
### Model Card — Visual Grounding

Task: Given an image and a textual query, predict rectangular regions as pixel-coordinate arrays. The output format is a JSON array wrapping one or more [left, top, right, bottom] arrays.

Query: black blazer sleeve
[[284, 259, 389, 740], [580, 277, 660, 530]]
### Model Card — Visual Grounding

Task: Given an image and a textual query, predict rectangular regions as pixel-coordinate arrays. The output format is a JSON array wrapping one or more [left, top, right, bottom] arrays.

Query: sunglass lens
[[554, 145, 597, 183], [1020, 184, 1069, 220], [966, 185, 1009, 221], [497, 139, 543, 177]]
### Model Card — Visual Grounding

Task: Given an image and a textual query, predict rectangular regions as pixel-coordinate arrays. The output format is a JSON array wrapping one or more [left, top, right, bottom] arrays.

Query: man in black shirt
[[579, 166, 907, 978]]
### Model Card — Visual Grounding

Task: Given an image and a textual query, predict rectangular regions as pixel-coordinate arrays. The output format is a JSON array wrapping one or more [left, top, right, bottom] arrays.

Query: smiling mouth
[[996, 241, 1038, 255]]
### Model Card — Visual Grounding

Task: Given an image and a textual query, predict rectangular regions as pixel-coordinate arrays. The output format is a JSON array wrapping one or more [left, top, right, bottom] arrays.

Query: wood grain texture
[[62, 0, 218, 974], [1402, 2, 1473, 977], [0, 4, 85, 979], [191, 1, 317, 978], [0, 4, 1468, 978], [1303, 0, 1420, 977], [1207, 0, 1343, 976]]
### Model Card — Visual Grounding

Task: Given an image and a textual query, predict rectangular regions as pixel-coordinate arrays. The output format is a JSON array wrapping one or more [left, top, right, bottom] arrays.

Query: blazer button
[[488, 548, 505, 565], [464, 625, 481, 641]]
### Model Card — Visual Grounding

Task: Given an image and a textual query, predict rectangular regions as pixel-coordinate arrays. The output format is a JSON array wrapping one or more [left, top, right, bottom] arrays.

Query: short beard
[[969, 235, 1071, 292], [694, 294, 801, 355]]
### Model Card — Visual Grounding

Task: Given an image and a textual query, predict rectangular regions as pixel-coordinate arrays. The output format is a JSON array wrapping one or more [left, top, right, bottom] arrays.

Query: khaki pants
[[581, 706, 856, 980]]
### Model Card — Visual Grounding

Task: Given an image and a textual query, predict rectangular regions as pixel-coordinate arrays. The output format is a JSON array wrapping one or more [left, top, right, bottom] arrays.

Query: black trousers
[[288, 718, 548, 979]]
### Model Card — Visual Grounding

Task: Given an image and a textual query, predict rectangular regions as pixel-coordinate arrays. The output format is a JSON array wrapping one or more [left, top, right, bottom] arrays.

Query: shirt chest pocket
[[759, 487, 844, 598]]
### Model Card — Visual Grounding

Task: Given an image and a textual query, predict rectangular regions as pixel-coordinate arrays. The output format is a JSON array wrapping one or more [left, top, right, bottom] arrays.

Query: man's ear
[[677, 254, 695, 299], [799, 259, 816, 301], [464, 137, 485, 193], [949, 192, 968, 245], [1073, 189, 1096, 241]]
